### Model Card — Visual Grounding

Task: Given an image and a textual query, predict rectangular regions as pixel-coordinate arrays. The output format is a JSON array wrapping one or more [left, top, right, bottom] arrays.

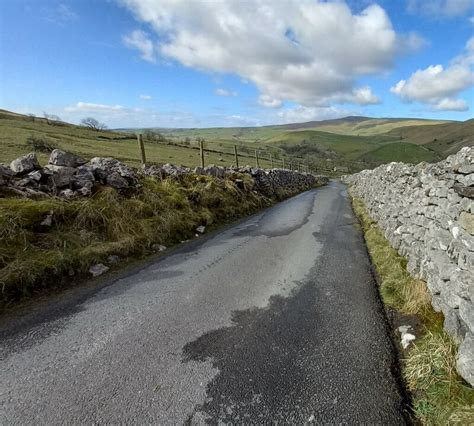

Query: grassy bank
[[351, 196, 474, 424], [0, 172, 312, 310]]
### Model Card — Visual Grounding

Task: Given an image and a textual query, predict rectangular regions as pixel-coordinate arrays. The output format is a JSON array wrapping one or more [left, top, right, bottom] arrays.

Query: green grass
[[0, 113, 276, 169], [267, 129, 401, 160], [296, 118, 448, 136], [351, 196, 474, 424], [1, 109, 472, 173], [361, 142, 440, 164]]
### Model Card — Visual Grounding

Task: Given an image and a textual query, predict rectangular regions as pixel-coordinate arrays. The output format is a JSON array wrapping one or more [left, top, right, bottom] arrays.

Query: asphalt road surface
[[0, 181, 408, 424]]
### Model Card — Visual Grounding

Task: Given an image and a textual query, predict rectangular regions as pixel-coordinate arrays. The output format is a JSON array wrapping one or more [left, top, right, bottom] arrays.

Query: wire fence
[[136, 134, 375, 176]]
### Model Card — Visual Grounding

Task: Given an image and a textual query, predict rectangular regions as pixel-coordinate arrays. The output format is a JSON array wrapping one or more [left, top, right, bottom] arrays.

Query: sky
[[0, 0, 473, 128]]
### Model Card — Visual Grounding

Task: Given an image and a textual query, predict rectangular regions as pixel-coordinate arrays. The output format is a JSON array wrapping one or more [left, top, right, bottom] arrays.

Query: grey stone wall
[[1, 150, 328, 199], [344, 147, 473, 386], [144, 163, 329, 198]]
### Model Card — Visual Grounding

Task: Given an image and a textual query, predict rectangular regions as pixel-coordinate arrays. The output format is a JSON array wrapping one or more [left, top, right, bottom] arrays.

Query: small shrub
[[26, 135, 57, 153]]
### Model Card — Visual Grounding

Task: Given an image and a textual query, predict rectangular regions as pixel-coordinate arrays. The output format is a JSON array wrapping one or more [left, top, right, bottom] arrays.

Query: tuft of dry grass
[[350, 194, 474, 424], [405, 330, 474, 424], [351, 197, 433, 320]]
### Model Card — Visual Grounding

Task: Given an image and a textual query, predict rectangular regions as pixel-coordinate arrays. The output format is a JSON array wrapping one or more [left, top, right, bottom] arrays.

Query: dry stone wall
[[0, 150, 328, 199], [344, 147, 474, 386]]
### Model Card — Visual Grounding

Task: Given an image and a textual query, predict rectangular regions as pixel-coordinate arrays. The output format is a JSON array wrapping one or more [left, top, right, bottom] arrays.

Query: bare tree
[[143, 129, 156, 142], [43, 112, 62, 125], [81, 117, 107, 131]]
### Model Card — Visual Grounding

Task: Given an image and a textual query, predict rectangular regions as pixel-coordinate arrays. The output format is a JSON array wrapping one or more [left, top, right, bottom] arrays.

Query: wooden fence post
[[137, 134, 146, 166], [199, 139, 205, 168], [255, 150, 260, 168], [270, 153, 274, 168], [234, 145, 239, 168], [282, 157, 285, 169]]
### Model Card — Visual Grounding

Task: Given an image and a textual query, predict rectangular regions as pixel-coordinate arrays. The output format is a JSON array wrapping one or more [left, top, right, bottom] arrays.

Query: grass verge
[[351, 195, 474, 424], [0, 172, 314, 311]]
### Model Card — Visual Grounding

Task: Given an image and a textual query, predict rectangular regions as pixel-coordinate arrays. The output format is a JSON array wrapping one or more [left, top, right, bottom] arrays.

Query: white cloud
[[139, 94, 152, 100], [64, 102, 126, 113], [348, 87, 380, 105], [258, 94, 283, 108], [432, 98, 469, 111], [118, 0, 417, 107], [215, 88, 238, 97], [123, 30, 156, 62], [407, 0, 473, 17], [276, 105, 359, 124], [391, 64, 473, 101], [391, 38, 474, 111], [470, 15, 474, 23]]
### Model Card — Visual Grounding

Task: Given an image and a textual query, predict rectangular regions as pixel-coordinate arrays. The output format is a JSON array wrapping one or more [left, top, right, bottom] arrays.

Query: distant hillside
[[0, 109, 472, 173], [283, 117, 450, 136], [387, 119, 474, 157]]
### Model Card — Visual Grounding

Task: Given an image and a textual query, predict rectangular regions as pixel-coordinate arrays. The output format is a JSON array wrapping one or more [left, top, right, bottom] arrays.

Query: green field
[[361, 142, 439, 163], [0, 110, 276, 170], [1, 109, 472, 173]]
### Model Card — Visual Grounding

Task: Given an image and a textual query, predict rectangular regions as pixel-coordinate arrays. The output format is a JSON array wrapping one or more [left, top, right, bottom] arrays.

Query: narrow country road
[[0, 181, 407, 424]]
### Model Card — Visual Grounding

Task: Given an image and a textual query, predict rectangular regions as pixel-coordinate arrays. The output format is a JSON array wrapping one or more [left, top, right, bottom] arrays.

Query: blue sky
[[1, 0, 473, 128]]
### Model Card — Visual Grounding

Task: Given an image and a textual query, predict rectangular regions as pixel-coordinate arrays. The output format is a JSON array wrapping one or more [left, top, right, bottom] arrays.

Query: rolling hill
[[1, 109, 472, 174]]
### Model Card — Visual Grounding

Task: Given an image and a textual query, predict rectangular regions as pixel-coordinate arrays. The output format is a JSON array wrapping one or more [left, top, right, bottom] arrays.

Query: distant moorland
[[1, 109, 473, 173]]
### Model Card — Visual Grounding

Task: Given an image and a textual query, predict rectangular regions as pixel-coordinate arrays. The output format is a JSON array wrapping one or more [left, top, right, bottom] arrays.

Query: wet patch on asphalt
[[182, 187, 408, 424], [233, 191, 318, 239]]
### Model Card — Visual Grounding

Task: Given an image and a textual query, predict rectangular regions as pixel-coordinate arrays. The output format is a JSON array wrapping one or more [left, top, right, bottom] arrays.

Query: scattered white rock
[[58, 188, 75, 199], [40, 214, 53, 227], [89, 263, 109, 277], [107, 255, 120, 264], [10, 152, 40, 175], [398, 325, 416, 349], [401, 333, 416, 349], [398, 325, 411, 334], [151, 244, 167, 252], [27, 170, 42, 181], [49, 149, 86, 168]]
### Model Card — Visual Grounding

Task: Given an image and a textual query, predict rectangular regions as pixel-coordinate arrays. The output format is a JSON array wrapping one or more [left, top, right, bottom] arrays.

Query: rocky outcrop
[[1, 151, 139, 198], [1, 151, 327, 200], [10, 153, 40, 174], [344, 147, 474, 386], [49, 149, 86, 168]]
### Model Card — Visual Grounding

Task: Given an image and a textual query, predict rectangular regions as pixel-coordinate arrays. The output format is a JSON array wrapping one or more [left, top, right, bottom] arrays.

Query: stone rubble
[[10, 152, 41, 174], [143, 163, 329, 197], [89, 263, 109, 277], [398, 325, 416, 349], [344, 146, 474, 386], [151, 244, 167, 252], [1, 150, 328, 199], [49, 149, 86, 168], [196, 225, 206, 234], [0, 150, 140, 198]]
